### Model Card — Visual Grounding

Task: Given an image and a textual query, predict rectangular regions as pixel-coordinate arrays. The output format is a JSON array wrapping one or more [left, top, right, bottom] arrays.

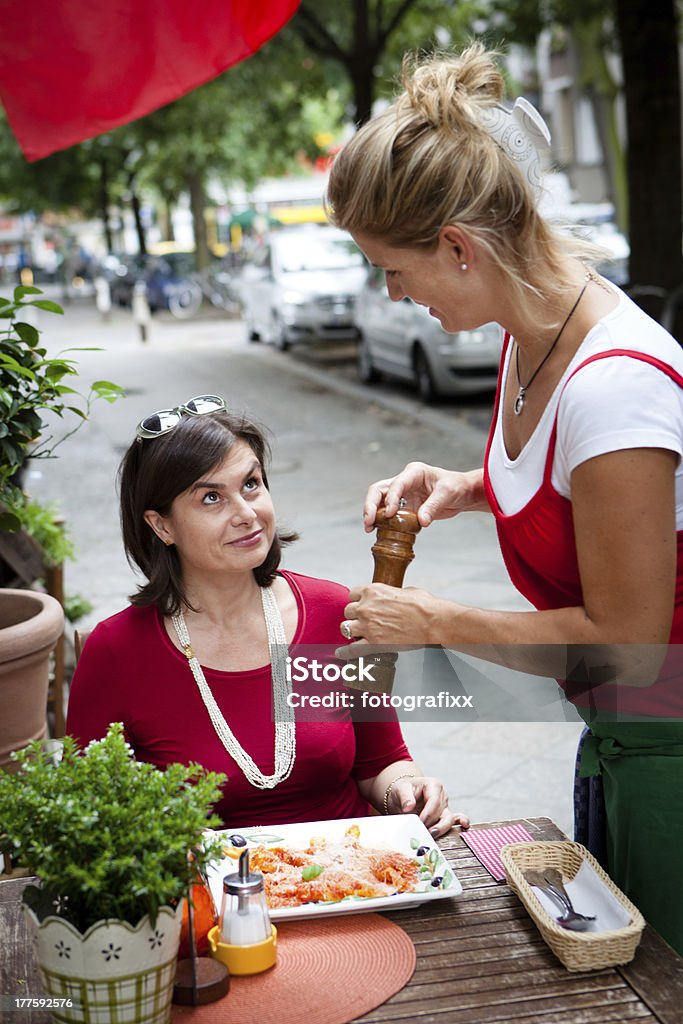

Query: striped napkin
[[460, 824, 535, 880]]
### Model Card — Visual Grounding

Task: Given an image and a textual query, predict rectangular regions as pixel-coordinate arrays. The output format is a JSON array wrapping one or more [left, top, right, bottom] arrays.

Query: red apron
[[483, 339, 683, 717]]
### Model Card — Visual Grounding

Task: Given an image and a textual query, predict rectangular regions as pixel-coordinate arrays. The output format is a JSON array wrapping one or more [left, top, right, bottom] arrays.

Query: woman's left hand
[[386, 774, 470, 838]]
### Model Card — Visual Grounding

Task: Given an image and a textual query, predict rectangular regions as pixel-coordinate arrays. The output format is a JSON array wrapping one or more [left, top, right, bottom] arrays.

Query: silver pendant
[[514, 388, 526, 416]]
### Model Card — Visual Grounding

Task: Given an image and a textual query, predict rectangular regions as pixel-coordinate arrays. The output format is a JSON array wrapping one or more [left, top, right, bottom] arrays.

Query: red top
[[66, 570, 411, 826], [483, 343, 683, 717]]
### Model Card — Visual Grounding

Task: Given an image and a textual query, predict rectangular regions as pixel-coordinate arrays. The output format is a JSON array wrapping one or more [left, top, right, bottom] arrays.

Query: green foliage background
[[0, 287, 123, 530]]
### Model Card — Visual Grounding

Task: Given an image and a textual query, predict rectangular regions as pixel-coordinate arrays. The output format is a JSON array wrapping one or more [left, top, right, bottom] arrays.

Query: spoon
[[523, 869, 596, 930]]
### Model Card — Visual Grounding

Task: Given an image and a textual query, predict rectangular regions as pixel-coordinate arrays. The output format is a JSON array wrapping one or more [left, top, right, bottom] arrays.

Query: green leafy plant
[[4, 496, 75, 567], [0, 285, 124, 531], [0, 723, 226, 933], [62, 591, 93, 623]]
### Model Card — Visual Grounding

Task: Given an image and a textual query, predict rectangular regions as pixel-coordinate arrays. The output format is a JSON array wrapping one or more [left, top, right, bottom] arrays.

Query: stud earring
[[460, 263, 468, 271]]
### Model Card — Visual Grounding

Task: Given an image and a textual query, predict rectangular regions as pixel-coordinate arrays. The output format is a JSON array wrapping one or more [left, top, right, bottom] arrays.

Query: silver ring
[[340, 620, 353, 640]]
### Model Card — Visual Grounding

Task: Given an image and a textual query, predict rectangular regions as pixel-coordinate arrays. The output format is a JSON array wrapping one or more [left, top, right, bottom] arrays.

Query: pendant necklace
[[514, 278, 589, 416], [171, 585, 296, 789]]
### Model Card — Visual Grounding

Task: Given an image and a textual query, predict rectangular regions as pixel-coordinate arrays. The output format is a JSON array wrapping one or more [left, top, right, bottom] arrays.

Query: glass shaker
[[210, 849, 277, 974], [220, 849, 271, 945]]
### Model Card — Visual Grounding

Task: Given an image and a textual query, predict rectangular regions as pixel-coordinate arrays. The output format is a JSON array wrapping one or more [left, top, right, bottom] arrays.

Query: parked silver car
[[238, 225, 367, 350], [355, 266, 502, 402]]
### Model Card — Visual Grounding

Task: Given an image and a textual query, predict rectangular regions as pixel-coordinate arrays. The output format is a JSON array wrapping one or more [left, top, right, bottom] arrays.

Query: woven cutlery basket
[[501, 841, 645, 971]]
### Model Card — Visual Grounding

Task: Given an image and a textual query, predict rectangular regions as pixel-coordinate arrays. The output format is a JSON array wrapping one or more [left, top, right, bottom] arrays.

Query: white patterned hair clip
[[478, 96, 551, 194]]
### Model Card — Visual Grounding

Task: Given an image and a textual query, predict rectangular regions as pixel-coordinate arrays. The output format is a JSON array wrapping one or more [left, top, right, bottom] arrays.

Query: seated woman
[[66, 396, 467, 838]]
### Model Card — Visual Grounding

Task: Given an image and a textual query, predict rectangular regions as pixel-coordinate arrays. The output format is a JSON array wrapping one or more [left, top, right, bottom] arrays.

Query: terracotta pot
[[0, 589, 64, 771], [25, 902, 184, 1024]]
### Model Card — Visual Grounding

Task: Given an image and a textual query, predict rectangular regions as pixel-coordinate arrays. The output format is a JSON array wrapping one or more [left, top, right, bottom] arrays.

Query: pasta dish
[[246, 823, 420, 908]]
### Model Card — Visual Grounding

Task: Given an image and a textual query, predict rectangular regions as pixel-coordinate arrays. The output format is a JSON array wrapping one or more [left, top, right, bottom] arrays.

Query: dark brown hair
[[118, 409, 297, 615]]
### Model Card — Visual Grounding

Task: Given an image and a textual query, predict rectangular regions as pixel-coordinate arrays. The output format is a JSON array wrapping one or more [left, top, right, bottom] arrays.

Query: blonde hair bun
[[400, 42, 505, 132], [326, 40, 602, 324]]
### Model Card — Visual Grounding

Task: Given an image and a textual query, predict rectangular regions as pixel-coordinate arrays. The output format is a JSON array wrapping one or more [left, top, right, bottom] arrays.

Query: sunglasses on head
[[136, 395, 227, 440]]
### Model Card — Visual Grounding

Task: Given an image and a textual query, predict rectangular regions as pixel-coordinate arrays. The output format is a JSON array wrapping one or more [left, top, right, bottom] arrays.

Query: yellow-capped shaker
[[208, 849, 277, 975]]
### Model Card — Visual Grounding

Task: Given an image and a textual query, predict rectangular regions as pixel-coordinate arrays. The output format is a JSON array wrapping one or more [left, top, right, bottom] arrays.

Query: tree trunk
[[186, 171, 210, 270], [350, 56, 376, 125], [161, 194, 175, 242], [350, 0, 374, 125], [590, 87, 628, 233], [130, 188, 147, 256], [98, 158, 114, 254], [573, 17, 627, 231], [614, 0, 682, 295]]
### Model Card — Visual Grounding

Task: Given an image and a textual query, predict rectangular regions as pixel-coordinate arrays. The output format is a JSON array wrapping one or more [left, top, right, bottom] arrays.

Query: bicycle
[[167, 266, 241, 320]]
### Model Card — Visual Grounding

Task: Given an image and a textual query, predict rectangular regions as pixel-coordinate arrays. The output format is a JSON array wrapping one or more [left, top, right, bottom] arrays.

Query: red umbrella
[[0, 0, 300, 161]]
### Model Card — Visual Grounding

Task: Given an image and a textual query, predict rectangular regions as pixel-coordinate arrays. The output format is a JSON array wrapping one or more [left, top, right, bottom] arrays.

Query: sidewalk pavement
[[27, 298, 583, 837]]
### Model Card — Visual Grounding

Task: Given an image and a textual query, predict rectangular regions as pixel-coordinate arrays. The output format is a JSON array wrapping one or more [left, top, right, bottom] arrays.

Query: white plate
[[205, 814, 462, 921]]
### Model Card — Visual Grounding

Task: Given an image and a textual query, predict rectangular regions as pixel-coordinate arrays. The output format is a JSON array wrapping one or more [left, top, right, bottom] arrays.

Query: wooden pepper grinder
[[346, 499, 421, 695], [372, 499, 422, 587]]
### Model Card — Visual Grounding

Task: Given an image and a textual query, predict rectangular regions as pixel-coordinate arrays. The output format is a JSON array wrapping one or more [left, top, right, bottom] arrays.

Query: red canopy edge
[[0, 0, 301, 161]]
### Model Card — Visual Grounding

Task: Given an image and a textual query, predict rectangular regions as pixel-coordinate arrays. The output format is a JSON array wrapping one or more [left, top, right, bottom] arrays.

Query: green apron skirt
[[580, 721, 683, 954]]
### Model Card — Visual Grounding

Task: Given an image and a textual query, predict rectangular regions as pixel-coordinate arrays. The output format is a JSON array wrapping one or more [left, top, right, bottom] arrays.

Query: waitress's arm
[[345, 447, 678, 683], [363, 463, 491, 530]]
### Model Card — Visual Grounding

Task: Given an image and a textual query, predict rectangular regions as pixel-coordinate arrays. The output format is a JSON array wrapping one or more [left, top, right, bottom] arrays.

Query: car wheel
[[244, 314, 261, 342], [272, 316, 290, 351], [168, 281, 202, 319], [413, 345, 440, 403], [358, 337, 380, 383]]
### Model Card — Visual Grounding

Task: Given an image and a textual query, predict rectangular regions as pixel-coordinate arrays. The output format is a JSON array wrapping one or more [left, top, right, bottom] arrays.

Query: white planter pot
[[24, 902, 183, 1024]]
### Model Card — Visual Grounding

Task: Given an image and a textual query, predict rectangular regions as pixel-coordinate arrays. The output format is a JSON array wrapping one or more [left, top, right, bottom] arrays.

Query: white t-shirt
[[487, 290, 683, 527]]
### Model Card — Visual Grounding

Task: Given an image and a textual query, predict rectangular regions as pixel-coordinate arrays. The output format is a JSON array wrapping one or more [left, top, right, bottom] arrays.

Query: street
[[28, 298, 583, 835]]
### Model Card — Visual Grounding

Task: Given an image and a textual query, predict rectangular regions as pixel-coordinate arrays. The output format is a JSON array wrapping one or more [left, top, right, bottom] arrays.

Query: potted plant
[[0, 723, 226, 1024], [0, 284, 123, 768]]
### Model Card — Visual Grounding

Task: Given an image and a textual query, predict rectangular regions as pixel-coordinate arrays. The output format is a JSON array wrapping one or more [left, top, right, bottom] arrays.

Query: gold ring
[[340, 620, 353, 640]]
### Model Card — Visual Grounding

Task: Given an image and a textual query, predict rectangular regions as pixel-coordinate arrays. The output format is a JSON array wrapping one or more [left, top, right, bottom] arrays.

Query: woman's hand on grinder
[[363, 462, 489, 532], [343, 583, 444, 647]]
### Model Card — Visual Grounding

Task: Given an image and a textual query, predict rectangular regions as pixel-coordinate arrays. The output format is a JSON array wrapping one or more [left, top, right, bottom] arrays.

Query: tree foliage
[[497, 0, 682, 301], [289, 0, 486, 123], [0, 30, 340, 260], [0, 287, 122, 530]]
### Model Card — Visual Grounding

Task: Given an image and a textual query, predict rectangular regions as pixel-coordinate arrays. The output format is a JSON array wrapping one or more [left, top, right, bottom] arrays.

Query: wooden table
[[2, 818, 682, 1024]]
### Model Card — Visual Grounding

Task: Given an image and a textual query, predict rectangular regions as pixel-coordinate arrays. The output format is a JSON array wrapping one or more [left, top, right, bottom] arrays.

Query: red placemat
[[171, 913, 416, 1024], [460, 823, 536, 880]]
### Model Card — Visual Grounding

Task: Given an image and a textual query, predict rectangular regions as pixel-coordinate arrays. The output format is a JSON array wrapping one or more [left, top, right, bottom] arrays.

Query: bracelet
[[382, 773, 417, 815]]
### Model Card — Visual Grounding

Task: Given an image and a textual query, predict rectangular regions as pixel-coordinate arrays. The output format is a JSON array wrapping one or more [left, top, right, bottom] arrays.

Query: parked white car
[[571, 214, 630, 286], [238, 225, 367, 349], [539, 183, 630, 286], [355, 266, 502, 402]]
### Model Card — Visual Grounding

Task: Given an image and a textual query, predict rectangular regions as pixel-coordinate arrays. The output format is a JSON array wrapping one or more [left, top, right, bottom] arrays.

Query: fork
[[523, 869, 596, 930]]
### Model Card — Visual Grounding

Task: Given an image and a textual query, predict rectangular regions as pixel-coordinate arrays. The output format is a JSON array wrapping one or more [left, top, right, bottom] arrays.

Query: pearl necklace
[[171, 585, 296, 789]]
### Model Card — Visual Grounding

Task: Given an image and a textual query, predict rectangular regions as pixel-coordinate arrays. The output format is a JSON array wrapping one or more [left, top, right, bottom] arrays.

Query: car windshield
[[160, 253, 197, 276], [277, 235, 364, 273]]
